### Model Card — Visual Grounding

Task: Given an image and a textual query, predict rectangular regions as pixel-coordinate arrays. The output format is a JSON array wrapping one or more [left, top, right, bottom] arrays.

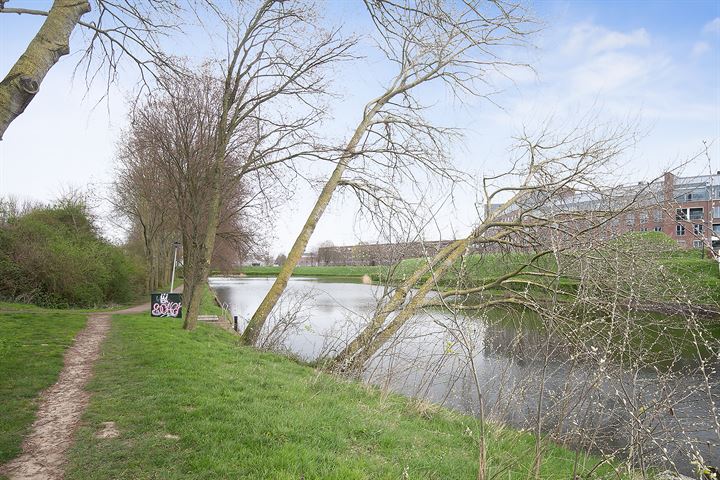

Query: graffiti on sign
[[150, 293, 182, 318]]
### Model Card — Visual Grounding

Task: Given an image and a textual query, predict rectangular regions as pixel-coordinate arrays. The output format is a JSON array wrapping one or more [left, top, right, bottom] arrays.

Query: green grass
[[0, 301, 143, 314], [199, 283, 225, 317], [662, 252, 720, 304], [238, 265, 387, 278], [0, 309, 87, 464], [65, 315, 618, 479]]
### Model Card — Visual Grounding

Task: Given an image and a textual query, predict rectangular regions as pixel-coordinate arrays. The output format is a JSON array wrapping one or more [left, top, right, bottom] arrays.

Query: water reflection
[[210, 276, 719, 474]]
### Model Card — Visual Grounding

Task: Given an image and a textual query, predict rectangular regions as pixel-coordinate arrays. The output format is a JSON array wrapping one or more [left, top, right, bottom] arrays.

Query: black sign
[[150, 293, 182, 318]]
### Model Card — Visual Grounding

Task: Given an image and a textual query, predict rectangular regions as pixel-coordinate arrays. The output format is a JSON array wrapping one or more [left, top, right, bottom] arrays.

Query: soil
[[0, 314, 111, 480]]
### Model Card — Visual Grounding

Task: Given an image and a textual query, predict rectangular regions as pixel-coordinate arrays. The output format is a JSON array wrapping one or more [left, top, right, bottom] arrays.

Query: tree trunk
[[240, 111, 378, 345], [333, 238, 471, 373], [182, 162, 223, 330], [0, 0, 91, 139], [182, 252, 208, 330]]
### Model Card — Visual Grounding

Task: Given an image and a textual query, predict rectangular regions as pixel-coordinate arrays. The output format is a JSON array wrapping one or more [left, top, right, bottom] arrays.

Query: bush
[[0, 202, 145, 308]]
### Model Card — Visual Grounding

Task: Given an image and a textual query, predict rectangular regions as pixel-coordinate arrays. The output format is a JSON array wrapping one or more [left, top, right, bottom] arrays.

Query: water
[[210, 275, 720, 474]]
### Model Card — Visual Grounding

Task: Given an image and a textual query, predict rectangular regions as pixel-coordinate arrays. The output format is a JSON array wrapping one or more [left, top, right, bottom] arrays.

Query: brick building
[[313, 172, 720, 267], [662, 172, 720, 250], [495, 171, 720, 253], [316, 240, 453, 266]]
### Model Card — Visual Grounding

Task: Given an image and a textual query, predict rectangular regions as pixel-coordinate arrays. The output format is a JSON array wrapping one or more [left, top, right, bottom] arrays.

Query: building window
[[689, 208, 704, 220], [713, 224, 720, 234], [654, 226, 662, 232], [639, 213, 648, 224], [676, 208, 686, 221], [611, 218, 619, 227], [676, 224, 685, 236], [654, 209, 663, 222], [640, 227, 647, 232], [694, 224, 703, 235], [693, 240, 704, 249], [625, 214, 635, 225], [713, 206, 720, 218]]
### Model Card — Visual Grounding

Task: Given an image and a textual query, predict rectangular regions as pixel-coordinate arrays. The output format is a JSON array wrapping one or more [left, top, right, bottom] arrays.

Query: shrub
[[0, 202, 145, 308]]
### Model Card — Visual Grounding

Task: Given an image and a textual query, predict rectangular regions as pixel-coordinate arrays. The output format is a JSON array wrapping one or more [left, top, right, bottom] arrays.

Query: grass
[[199, 283, 225, 317], [236, 233, 720, 307], [662, 251, 720, 304], [0, 308, 87, 465], [64, 314, 618, 479], [238, 265, 387, 278]]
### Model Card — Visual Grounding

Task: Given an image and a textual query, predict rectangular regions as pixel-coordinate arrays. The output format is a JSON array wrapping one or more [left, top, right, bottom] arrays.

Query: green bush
[[0, 202, 145, 308]]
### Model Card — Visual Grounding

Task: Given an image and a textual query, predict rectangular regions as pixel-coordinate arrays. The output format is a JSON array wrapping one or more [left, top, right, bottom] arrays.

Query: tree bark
[[333, 238, 471, 373], [0, 0, 91, 139], [182, 160, 224, 330], [240, 111, 378, 345]]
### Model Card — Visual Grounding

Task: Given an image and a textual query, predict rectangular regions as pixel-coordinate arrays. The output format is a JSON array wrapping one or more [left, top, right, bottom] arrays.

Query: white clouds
[[477, 16, 718, 177], [569, 52, 667, 93], [703, 17, 720, 35], [563, 23, 650, 55], [692, 41, 710, 57], [555, 22, 666, 95]]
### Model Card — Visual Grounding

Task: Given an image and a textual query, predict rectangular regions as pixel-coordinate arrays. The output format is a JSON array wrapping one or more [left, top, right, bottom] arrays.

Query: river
[[209, 275, 720, 475]]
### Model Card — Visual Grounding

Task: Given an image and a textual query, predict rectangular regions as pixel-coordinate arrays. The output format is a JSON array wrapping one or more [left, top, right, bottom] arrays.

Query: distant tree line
[[0, 196, 144, 308]]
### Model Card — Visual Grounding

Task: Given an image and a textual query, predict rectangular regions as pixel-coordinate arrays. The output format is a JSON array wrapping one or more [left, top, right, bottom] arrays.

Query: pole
[[170, 243, 178, 292]]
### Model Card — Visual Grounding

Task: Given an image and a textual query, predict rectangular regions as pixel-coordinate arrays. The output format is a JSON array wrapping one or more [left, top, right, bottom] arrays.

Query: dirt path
[[0, 314, 111, 480], [0, 285, 185, 479]]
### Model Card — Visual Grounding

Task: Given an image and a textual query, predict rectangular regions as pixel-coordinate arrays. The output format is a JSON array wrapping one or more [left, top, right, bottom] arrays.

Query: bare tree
[[123, 0, 354, 330], [0, 0, 178, 139], [241, 0, 536, 346], [331, 122, 637, 373]]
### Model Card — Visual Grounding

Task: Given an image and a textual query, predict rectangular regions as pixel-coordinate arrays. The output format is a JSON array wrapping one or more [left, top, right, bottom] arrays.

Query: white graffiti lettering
[[151, 294, 182, 317]]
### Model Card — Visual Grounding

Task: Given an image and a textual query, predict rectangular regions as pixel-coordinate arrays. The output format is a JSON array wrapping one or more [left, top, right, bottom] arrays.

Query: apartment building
[[518, 171, 720, 252], [662, 172, 720, 250]]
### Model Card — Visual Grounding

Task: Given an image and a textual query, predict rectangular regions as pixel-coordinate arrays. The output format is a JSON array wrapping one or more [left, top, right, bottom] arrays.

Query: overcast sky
[[1, 0, 719, 256]]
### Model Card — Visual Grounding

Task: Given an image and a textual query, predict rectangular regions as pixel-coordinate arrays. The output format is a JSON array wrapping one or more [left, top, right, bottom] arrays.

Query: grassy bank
[[0, 284, 222, 473], [238, 234, 720, 306], [0, 309, 87, 464], [238, 265, 387, 278], [64, 314, 616, 479]]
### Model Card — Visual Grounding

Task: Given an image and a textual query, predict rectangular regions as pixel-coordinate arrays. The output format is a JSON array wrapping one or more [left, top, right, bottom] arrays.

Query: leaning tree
[[241, 0, 537, 345]]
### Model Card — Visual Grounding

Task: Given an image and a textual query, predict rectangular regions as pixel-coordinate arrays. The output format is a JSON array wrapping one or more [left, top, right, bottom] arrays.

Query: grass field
[[0, 309, 87, 465], [63, 314, 618, 479], [239, 234, 720, 306], [238, 264, 387, 278]]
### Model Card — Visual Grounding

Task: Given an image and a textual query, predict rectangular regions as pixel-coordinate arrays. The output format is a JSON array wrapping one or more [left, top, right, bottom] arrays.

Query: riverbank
[[237, 264, 387, 278], [62, 313, 619, 479], [0, 289, 624, 479], [236, 236, 720, 316]]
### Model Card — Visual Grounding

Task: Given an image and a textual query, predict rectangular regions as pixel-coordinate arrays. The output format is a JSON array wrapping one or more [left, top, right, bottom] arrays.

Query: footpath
[[0, 287, 183, 480]]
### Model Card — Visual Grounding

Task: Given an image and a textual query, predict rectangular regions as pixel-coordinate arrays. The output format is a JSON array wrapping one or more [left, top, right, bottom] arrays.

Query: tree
[[111, 130, 178, 292], [274, 253, 287, 266], [317, 240, 335, 266], [123, 0, 354, 330], [241, 0, 535, 345], [112, 122, 256, 288], [330, 122, 639, 372], [0, 0, 175, 139]]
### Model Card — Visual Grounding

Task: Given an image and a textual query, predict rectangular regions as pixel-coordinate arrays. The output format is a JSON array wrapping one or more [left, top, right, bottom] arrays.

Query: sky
[[1, 0, 719, 256]]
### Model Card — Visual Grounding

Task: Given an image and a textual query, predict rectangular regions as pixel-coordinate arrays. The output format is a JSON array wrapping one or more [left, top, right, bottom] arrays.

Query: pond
[[209, 275, 719, 475]]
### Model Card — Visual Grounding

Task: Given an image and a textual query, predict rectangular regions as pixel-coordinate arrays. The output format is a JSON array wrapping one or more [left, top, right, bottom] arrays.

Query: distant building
[[315, 172, 720, 266], [297, 252, 319, 266], [317, 240, 453, 266], [494, 171, 720, 254]]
